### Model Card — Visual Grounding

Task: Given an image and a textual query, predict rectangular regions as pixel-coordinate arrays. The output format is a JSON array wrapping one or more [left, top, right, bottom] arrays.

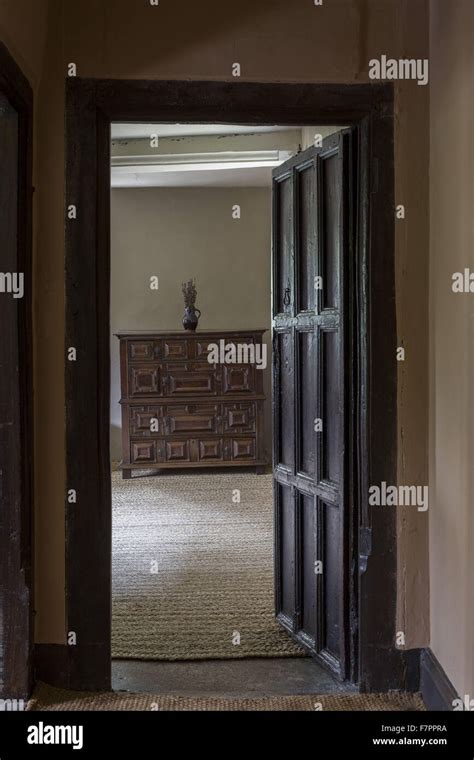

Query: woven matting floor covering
[[28, 683, 425, 711], [112, 470, 305, 659]]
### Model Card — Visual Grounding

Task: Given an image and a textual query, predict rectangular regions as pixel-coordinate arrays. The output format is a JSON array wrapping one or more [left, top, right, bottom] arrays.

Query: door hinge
[[359, 526, 372, 574]]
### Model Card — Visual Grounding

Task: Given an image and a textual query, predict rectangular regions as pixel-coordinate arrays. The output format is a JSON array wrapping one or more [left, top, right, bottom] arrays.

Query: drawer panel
[[231, 437, 256, 461], [129, 364, 162, 396], [129, 406, 162, 436], [222, 364, 255, 394], [165, 439, 191, 462], [163, 339, 190, 360], [223, 402, 256, 433], [194, 336, 256, 363], [165, 404, 220, 434], [197, 438, 224, 462], [128, 340, 160, 362], [194, 338, 215, 361], [166, 362, 220, 396], [131, 439, 157, 464]]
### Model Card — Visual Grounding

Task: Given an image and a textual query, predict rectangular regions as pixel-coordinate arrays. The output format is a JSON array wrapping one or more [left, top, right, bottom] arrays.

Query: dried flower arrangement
[[182, 278, 197, 308]]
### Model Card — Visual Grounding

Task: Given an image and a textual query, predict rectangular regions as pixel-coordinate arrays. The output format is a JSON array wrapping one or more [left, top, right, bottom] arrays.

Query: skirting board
[[358, 647, 421, 694], [420, 648, 459, 711]]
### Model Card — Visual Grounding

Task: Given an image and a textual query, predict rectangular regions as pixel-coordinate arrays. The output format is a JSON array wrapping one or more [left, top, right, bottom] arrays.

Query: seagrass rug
[[28, 682, 425, 711], [111, 470, 305, 660]]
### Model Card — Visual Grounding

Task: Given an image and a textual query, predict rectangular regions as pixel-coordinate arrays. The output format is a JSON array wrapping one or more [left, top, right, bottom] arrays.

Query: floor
[[110, 469, 356, 700], [29, 680, 425, 711], [112, 469, 304, 660], [111, 657, 355, 697]]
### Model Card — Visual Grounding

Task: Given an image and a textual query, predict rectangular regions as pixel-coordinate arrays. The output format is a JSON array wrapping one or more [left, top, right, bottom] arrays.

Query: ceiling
[[110, 123, 341, 188], [111, 123, 295, 140], [111, 166, 279, 189]]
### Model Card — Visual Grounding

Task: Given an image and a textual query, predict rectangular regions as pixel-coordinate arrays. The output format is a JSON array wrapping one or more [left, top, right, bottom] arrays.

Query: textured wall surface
[[429, 0, 474, 697]]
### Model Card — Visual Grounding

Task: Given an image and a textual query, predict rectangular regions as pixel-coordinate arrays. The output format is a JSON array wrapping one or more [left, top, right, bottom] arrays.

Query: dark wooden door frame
[[0, 41, 34, 700], [64, 79, 406, 693]]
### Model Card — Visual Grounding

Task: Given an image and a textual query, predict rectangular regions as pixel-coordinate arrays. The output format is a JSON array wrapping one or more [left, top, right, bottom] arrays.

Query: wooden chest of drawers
[[116, 330, 267, 477]]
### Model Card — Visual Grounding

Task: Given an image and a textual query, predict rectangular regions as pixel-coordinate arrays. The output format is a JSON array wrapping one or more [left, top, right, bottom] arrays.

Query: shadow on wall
[[62, 0, 363, 82]]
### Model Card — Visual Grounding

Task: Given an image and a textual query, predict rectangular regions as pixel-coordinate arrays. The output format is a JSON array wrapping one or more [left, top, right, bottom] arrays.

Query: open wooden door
[[272, 130, 355, 681]]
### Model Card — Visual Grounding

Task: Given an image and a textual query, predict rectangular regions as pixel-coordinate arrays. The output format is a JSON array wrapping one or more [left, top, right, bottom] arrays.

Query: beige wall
[[0, 0, 66, 642], [429, 0, 474, 697], [0, 0, 50, 89], [110, 187, 272, 461], [0, 0, 430, 647]]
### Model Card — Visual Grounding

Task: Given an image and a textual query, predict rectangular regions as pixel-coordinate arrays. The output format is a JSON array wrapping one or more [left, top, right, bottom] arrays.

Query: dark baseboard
[[403, 647, 423, 693], [34, 643, 110, 692], [359, 647, 422, 694], [420, 648, 459, 711]]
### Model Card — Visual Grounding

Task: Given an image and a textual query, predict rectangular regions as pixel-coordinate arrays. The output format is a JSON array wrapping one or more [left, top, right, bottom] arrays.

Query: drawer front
[[194, 338, 217, 362], [128, 340, 160, 362], [194, 336, 256, 363], [129, 406, 162, 436], [197, 438, 224, 462], [165, 439, 191, 462], [222, 364, 255, 394], [163, 339, 190, 360], [130, 439, 157, 464], [223, 402, 256, 433], [166, 362, 220, 396], [231, 437, 256, 461], [128, 364, 162, 396], [165, 404, 220, 434]]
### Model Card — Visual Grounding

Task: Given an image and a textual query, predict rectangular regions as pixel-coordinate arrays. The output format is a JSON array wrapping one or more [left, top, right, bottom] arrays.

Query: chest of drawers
[[116, 330, 267, 477]]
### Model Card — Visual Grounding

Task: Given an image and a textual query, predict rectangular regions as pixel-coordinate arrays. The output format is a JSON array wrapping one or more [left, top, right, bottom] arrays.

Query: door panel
[[296, 162, 317, 312], [297, 330, 317, 478], [300, 493, 317, 645], [321, 499, 341, 664], [275, 330, 294, 471], [320, 328, 341, 486], [275, 483, 297, 629], [320, 152, 341, 309], [274, 174, 294, 315], [273, 131, 353, 680]]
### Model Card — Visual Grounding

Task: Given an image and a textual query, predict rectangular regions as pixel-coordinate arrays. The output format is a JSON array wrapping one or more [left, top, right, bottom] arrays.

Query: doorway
[[108, 122, 352, 693], [64, 80, 402, 694]]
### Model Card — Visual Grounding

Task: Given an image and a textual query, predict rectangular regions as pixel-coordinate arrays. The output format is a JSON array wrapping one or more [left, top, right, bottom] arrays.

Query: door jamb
[[0, 41, 34, 700], [64, 79, 401, 693]]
